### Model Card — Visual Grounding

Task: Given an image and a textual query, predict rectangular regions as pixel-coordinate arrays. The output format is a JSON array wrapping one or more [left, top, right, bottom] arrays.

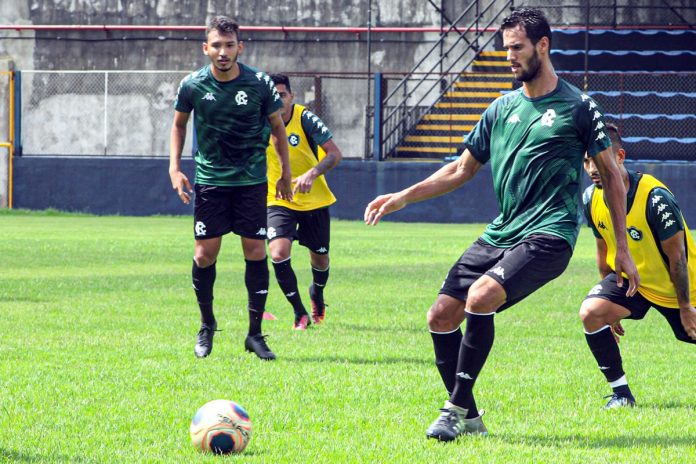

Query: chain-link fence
[[17, 69, 696, 161], [18, 70, 368, 158]]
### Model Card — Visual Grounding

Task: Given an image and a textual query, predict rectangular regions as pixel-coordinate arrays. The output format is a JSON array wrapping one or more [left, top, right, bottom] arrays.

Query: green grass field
[[1, 210, 694, 463]]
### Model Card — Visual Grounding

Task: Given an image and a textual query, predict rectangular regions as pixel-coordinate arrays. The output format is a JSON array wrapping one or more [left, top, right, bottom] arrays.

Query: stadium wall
[[12, 157, 696, 227]]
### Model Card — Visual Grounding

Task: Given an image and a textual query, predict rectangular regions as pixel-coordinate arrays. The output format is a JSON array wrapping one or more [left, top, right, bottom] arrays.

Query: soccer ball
[[189, 399, 252, 454]]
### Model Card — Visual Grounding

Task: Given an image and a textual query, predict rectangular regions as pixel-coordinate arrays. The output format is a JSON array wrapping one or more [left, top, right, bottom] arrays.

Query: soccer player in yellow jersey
[[266, 74, 343, 330], [581, 123, 696, 409]]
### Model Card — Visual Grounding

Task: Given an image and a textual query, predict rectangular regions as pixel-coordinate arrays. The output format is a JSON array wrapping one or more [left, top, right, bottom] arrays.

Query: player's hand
[[611, 321, 625, 343], [364, 193, 407, 226], [679, 306, 696, 340], [275, 175, 294, 201], [170, 170, 193, 205], [614, 248, 640, 297], [292, 168, 318, 195]]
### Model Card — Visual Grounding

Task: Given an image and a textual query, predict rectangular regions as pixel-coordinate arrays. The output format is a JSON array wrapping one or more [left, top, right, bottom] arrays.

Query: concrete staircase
[[393, 50, 513, 159]]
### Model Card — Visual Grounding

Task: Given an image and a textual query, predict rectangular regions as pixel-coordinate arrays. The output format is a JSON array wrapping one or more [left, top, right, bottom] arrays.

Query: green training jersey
[[175, 62, 283, 186], [464, 78, 611, 248]]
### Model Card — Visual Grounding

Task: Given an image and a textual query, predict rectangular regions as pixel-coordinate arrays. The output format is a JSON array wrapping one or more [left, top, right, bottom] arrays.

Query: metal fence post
[[13, 70, 21, 157], [372, 72, 383, 161]]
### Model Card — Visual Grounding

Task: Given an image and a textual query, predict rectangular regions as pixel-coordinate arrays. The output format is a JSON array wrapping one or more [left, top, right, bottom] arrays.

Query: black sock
[[613, 384, 634, 399], [430, 328, 463, 396], [272, 258, 307, 318], [450, 312, 495, 418], [585, 326, 626, 384], [310, 266, 329, 303], [192, 260, 216, 325], [245, 258, 269, 335]]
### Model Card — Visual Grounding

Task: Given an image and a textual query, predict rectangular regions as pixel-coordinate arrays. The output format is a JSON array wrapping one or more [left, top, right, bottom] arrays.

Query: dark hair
[[270, 73, 291, 93], [206, 16, 240, 41], [605, 122, 622, 149], [501, 8, 552, 48]]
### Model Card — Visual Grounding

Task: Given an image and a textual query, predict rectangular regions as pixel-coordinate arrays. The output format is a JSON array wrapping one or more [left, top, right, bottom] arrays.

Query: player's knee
[[269, 247, 289, 262], [427, 300, 461, 331], [578, 300, 597, 323], [194, 254, 215, 268]]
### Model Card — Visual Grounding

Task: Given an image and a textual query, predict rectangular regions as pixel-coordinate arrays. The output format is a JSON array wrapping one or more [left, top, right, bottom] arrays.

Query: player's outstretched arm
[[293, 139, 342, 195], [661, 231, 696, 340], [364, 149, 482, 226], [169, 110, 193, 205], [593, 148, 640, 296], [268, 110, 293, 201]]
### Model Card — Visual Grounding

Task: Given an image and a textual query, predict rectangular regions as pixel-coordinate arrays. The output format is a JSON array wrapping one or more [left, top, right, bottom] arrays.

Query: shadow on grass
[[333, 323, 424, 334], [280, 354, 431, 366], [0, 447, 87, 463], [499, 433, 696, 449]]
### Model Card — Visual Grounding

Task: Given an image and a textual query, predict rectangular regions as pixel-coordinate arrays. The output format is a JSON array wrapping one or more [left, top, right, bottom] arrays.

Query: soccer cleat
[[244, 333, 276, 360], [293, 314, 310, 330], [309, 284, 326, 324], [603, 393, 636, 409], [194, 322, 218, 358], [425, 402, 488, 442]]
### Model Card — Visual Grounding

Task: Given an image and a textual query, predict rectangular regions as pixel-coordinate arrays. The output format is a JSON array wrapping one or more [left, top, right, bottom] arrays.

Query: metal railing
[[376, 0, 512, 160]]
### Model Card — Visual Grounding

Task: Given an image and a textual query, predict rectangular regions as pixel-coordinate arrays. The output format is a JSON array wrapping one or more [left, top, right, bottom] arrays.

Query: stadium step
[[393, 52, 513, 159]]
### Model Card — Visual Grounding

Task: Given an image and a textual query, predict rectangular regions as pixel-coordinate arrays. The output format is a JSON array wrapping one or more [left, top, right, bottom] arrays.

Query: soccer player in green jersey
[[169, 16, 293, 361], [580, 123, 696, 409], [364, 8, 639, 440]]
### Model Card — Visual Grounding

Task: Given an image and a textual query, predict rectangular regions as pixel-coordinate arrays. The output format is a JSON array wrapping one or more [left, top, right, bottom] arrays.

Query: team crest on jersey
[[540, 109, 556, 127], [627, 226, 643, 241], [235, 90, 248, 106], [288, 132, 301, 147]]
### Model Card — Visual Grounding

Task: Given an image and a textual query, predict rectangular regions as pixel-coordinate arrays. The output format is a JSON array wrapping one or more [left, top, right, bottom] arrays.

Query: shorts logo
[[627, 226, 643, 241], [256, 227, 267, 237], [267, 227, 277, 240], [491, 266, 505, 280], [195, 221, 207, 236], [588, 284, 602, 296], [316, 247, 328, 253], [288, 133, 301, 147]]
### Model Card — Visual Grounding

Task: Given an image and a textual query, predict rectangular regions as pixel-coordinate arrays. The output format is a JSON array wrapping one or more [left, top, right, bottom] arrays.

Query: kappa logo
[[627, 226, 643, 241], [288, 133, 301, 147], [194, 221, 207, 236], [316, 247, 328, 253], [267, 227, 277, 240], [201, 92, 216, 101], [664, 219, 676, 229], [256, 227, 267, 236], [598, 220, 607, 230], [657, 203, 668, 213], [235, 90, 248, 106], [286, 292, 296, 297], [491, 266, 505, 279], [652, 195, 663, 206], [596, 131, 607, 141], [599, 366, 610, 371], [507, 114, 521, 124], [456, 372, 474, 380], [255, 289, 269, 295]]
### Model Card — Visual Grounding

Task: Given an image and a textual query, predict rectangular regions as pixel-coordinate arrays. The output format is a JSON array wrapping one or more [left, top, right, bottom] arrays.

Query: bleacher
[[392, 28, 696, 162], [552, 29, 696, 161]]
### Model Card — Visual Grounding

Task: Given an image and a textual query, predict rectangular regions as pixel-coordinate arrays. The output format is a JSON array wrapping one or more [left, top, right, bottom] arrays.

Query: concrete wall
[[12, 157, 696, 229]]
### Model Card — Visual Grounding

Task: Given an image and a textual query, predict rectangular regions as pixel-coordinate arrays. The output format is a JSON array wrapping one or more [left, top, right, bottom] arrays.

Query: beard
[[516, 49, 541, 82]]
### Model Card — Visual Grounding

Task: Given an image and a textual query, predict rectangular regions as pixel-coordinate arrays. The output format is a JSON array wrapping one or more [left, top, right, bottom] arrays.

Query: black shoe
[[425, 402, 488, 442], [244, 334, 276, 360], [604, 393, 636, 409], [194, 322, 218, 358]]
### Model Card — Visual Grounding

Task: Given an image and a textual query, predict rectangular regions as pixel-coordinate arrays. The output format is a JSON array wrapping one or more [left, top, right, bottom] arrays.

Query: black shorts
[[439, 234, 572, 312], [585, 272, 696, 344], [193, 183, 268, 240], [267, 206, 330, 255]]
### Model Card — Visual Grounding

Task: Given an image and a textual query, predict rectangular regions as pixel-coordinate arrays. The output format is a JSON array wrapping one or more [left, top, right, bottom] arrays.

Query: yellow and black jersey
[[267, 104, 336, 211], [583, 170, 696, 308]]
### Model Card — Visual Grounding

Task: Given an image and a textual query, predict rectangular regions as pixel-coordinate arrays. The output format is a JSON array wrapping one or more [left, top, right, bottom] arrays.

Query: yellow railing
[[0, 70, 13, 208]]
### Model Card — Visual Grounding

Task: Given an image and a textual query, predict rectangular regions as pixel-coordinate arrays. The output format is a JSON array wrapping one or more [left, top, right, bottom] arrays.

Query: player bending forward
[[580, 123, 696, 408]]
